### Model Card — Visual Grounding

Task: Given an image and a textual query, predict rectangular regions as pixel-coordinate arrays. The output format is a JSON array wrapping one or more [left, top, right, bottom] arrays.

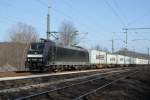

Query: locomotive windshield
[[28, 43, 45, 54], [30, 43, 44, 50]]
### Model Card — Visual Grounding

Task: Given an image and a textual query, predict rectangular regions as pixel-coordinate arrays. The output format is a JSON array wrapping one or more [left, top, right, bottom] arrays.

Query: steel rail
[[0, 69, 129, 93], [15, 69, 132, 100], [74, 71, 139, 100]]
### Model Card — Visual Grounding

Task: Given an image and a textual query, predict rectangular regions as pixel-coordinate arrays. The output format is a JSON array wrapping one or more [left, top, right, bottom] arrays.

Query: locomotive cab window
[[28, 43, 45, 54], [30, 43, 45, 50]]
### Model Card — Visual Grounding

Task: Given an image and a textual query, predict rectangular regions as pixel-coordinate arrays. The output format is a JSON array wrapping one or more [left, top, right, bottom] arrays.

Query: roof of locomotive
[[56, 45, 88, 52], [37, 38, 88, 52]]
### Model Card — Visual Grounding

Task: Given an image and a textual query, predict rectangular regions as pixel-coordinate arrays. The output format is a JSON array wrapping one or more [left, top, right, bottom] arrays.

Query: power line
[[35, 0, 48, 7], [103, 0, 126, 26], [35, 0, 73, 20], [112, 0, 128, 25], [62, 0, 76, 11], [60, 0, 107, 34], [103, 0, 128, 49], [36, 0, 76, 28], [35, 0, 99, 34], [0, 15, 21, 24], [0, 1, 22, 24], [0, 2, 46, 37], [123, 27, 150, 30], [0, 1, 43, 25], [123, 27, 150, 49], [52, 8, 73, 20], [127, 9, 150, 26], [1, 0, 37, 16], [0, 1, 17, 9], [36, 0, 109, 42]]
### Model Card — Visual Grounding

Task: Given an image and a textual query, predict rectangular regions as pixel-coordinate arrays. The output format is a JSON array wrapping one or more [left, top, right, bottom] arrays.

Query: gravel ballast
[[89, 69, 150, 100]]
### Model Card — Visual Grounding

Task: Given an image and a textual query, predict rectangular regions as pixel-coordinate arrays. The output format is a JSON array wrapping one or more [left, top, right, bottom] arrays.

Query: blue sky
[[0, 0, 150, 53]]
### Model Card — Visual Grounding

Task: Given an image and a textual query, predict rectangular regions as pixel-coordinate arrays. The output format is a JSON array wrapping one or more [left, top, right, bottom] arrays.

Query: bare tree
[[57, 20, 78, 46], [92, 44, 109, 52], [7, 23, 39, 70], [8, 22, 39, 43]]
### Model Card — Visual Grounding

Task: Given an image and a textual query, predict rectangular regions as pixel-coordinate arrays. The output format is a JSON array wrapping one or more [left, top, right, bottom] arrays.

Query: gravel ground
[[89, 68, 150, 100], [0, 69, 131, 100], [1, 67, 149, 100]]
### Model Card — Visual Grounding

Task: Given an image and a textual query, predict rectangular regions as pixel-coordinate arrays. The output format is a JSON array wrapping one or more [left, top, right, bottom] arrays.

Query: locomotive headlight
[[26, 59, 30, 61]]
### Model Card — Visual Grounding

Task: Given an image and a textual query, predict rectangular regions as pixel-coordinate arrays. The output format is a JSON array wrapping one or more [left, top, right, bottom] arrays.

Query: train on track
[[25, 39, 149, 71]]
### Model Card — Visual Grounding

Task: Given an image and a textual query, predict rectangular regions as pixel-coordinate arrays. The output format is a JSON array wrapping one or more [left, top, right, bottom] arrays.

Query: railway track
[[14, 67, 138, 100], [0, 67, 128, 90], [74, 71, 138, 100], [0, 66, 147, 100]]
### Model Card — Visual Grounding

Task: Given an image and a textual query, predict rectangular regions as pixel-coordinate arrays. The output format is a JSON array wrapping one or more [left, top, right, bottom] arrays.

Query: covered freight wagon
[[89, 50, 106, 64], [106, 54, 117, 64], [135, 58, 143, 64], [124, 56, 131, 65], [116, 55, 125, 65]]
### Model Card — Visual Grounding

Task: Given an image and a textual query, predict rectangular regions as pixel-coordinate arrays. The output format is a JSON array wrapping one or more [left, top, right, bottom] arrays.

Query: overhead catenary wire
[[36, 0, 49, 7], [0, 0, 17, 9], [1, 0, 39, 17], [127, 9, 150, 26], [35, 0, 102, 37], [35, 0, 74, 23], [112, 0, 128, 25], [0, 0, 44, 25], [62, 0, 78, 12], [65, 0, 110, 33], [0, 15, 22, 25], [35, 0, 72, 19], [0, 2, 48, 44], [0, 1, 23, 24], [103, 0, 129, 50], [103, 0, 126, 27]]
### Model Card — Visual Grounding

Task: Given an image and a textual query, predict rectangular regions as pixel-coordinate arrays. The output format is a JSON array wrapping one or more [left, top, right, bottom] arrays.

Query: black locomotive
[[25, 39, 89, 71]]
